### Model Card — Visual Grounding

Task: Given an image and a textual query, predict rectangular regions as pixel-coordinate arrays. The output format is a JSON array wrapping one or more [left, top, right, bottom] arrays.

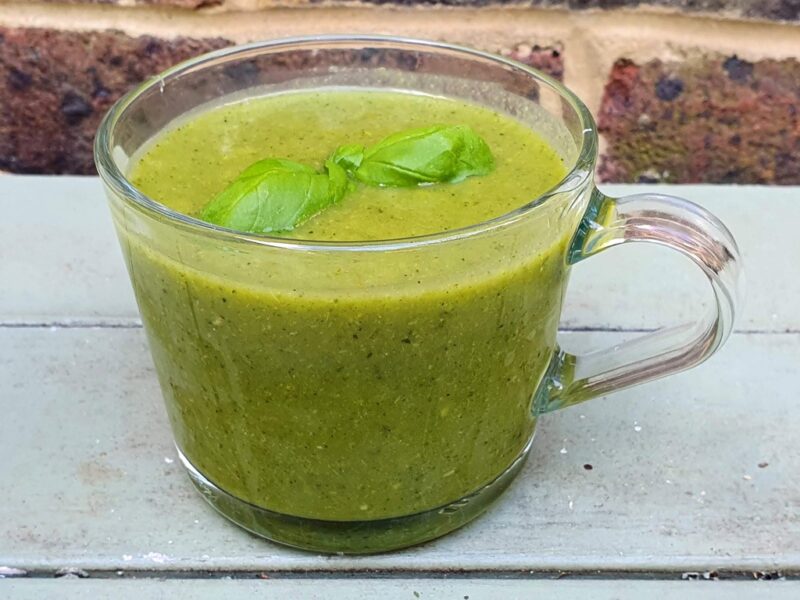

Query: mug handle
[[534, 187, 742, 414]]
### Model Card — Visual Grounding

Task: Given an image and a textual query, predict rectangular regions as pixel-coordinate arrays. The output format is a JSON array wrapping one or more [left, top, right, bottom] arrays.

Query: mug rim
[[94, 34, 598, 252]]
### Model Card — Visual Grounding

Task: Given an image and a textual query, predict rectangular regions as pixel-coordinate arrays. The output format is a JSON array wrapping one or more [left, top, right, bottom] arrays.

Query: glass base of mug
[[177, 435, 533, 555]]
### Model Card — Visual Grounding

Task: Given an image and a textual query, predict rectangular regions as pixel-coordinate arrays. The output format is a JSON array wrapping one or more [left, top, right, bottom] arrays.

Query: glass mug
[[95, 36, 740, 554]]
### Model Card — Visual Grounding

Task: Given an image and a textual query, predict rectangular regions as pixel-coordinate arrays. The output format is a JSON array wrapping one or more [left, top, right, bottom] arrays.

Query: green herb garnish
[[200, 125, 494, 234], [200, 158, 349, 234], [332, 125, 494, 187]]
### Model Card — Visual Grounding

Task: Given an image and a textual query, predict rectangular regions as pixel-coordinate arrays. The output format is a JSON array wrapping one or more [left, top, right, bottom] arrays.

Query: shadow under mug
[[95, 35, 741, 554]]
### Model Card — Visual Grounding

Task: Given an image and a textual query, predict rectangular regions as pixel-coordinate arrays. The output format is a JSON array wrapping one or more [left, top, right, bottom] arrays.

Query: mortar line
[[0, 3, 797, 63]]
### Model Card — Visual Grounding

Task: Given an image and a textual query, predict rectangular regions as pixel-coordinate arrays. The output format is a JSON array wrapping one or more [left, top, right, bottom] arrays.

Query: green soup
[[127, 90, 570, 521]]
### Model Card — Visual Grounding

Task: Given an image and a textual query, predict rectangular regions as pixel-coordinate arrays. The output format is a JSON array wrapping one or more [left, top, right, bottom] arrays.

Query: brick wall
[[1, 0, 798, 183]]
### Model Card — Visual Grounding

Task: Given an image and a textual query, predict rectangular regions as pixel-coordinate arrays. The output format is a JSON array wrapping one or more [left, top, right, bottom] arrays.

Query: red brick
[[0, 30, 563, 174], [36, 0, 220, 7], [597, 55, 800, 184], [352, 0, 799, 22], [503, 43, 564, 80], [23, 0, 800, 19], [0, 28, 231, 174]]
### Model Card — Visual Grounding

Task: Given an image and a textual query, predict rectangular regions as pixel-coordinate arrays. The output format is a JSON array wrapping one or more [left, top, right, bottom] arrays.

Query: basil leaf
[[199, 124, 495, 234], [199, 158, 348, 233], [330, 143, 365, 174], [343, 125, 495, 188]]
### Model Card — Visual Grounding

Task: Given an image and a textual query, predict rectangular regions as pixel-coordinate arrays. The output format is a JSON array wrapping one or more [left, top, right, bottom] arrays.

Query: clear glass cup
[[95, 36, 741, 554]]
